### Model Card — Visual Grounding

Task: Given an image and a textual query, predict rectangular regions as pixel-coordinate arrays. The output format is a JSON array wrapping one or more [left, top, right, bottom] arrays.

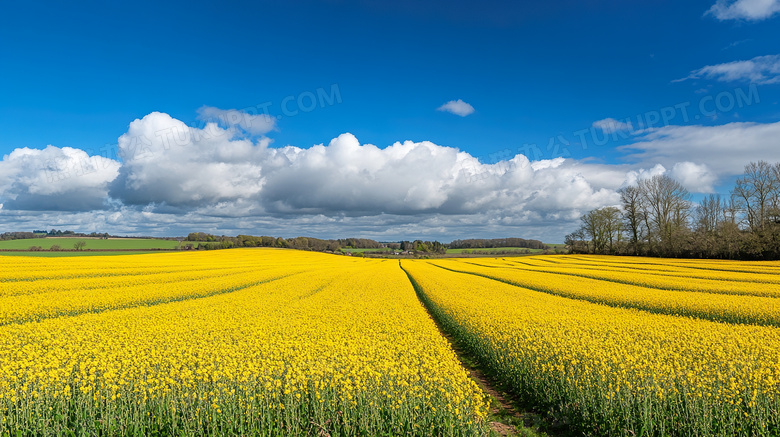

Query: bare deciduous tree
[[732, 161, 778, 232], [580, 207, 623, 254], [639, 175, 690, 256], [619, 186, 645, 255], [696, 194, 723, 235]]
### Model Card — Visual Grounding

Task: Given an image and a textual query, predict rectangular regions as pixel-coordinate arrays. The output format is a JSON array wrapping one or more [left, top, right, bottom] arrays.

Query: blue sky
[[1, 0, 779, 242]]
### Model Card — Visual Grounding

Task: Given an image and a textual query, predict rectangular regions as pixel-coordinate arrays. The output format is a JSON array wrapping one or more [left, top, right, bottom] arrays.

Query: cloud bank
[[104, 113, 619, 219], [1, 111, 778, 241]]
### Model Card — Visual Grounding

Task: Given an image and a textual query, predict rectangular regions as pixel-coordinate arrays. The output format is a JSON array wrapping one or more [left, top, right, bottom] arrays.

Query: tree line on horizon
[[0, 229, 545, 255], [185, 234, 454, 254], [185, 233, 452, 254], [566, 161, 780, 260], [183, 234, 541, 255], [449, 238, 548, 250], [184, 233, 385, 252], [0, 230, 111, 241]]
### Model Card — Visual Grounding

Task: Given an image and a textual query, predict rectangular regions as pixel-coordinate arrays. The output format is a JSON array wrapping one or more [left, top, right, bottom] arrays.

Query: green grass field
[[0, 238, 181, 251], [341, 247, 394, 253], [0, 251, 167, 257]]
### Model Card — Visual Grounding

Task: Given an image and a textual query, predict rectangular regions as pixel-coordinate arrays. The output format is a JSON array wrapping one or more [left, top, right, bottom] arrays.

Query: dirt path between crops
[[440, 330, 537, 436], [399, 262, 561, 437]]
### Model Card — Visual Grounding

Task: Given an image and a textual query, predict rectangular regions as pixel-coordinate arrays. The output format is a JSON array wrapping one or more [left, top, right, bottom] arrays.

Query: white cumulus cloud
[[437, 99, 475, 117], [0, 146, 120, 211], [669, 162, 719, 193], [707, 0, 780, 20], [109, 112, 271, 207]]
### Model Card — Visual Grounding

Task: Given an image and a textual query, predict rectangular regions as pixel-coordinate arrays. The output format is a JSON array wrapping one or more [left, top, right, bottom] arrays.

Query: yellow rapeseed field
[[0, 250, 488, 435], [429, 258, 780, 326], [2, 250, 778, 436], [403, 256, 780, 436]]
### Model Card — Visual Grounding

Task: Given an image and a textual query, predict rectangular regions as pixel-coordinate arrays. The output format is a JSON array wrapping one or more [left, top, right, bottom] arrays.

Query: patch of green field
[[0, 238, 182, 250], [341, 247, 394, 253], [0, 251, 171, 257]]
